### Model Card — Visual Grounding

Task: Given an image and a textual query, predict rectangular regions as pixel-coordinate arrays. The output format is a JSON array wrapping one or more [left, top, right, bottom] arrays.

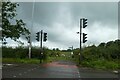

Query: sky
[[5, 1, 119, 50]]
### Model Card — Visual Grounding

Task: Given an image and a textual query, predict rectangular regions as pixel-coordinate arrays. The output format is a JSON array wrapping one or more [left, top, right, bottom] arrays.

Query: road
[[2, 60, 119, 80], [2, 60, 80, 78]]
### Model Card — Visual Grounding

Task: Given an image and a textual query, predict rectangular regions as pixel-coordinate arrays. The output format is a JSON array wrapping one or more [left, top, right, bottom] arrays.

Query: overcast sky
[[6, 2, 119, 50]]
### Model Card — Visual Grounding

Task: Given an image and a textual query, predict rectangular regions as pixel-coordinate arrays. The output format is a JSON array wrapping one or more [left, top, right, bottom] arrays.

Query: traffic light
[[36, 32, 40, 41], [83, 33, 87, 43], [83, 18, 87, 28], [43, 33, 47, 42]]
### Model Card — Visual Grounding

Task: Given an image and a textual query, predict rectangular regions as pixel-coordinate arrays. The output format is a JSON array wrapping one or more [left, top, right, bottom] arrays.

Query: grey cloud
[[118, 2, 120, 39], [17, 2, 33, 21], [14, 2, 118, 49], [17, 2, 118, 28], [33, 2, 60, 26], [68, 2, 118, 28]]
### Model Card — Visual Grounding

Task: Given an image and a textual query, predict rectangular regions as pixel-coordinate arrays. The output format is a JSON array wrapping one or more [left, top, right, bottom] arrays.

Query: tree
[[98, 43, 106, 47], [1, 1, 30, 44], [56, 48, 60, 51]]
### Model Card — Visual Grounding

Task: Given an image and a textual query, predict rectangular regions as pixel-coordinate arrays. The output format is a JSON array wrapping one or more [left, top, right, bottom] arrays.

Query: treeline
[[73, 39, 120, 69], [2, 46, 62, 59], [2, 39, 120, 60], [83, 39, 119, 60]]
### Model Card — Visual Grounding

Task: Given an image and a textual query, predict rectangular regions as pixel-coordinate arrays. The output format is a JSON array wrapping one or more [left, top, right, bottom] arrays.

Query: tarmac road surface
[[2, 61, 80, 78], [2, 60, 119, 80]]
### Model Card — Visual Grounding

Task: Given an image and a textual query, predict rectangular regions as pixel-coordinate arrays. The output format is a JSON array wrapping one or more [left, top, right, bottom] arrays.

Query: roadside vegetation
[[73, 39, 120, 70], [2, 39, 120, 70], [2, 46, 73, 64]]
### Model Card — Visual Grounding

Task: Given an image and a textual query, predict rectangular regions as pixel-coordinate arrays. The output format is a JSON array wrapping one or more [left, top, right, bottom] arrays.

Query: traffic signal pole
[[79, 19, 82, 64], [35, 30, 47, 63], [40, 30, 43, 63], [28, 36, 31, 59], [79, 18, 88, 64]]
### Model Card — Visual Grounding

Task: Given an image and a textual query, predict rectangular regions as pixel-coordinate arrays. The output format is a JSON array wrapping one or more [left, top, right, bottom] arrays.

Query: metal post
[[79, 19, 82, 64], [28, 36, 31, 59], [70, 46, 73, 54], [40, 30, 43, 63], [72, 46, 73, 51], [28, 42, 31, 59]]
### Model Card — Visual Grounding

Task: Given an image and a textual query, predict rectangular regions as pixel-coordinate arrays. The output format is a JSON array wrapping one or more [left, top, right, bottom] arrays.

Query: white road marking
[[13, 75, 16, 77], [113, 70, 119, 74], [77, 71, 80, 78], [5, 64, 13, 66], [19, 73, 22, 75], [24, 72, 27, 73]]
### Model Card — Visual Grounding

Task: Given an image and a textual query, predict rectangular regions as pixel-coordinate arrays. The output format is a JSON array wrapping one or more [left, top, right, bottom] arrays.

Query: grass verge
[[80, 59, 120, 70], [2, 58, 40, 64], [2, 57, 74, 64]]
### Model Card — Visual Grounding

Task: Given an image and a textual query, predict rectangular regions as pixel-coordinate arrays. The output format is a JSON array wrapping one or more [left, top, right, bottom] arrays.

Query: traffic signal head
[[36, 32, 40, 41], [43, 33, 47, 42], [83, 18, 87, 28], [83, 33, 87, 43]]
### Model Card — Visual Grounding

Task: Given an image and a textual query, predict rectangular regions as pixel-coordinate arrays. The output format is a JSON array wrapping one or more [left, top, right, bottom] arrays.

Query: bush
[[81, 59, 119, 70]]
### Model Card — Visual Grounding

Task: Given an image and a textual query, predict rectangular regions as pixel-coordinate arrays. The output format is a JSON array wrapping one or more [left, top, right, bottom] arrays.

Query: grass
[[45, 56, 74, 62], [80, 59, 119, 70], [2, 56, 74, 64], [2, 51, 74, 64], [2, 58, 40, 64]]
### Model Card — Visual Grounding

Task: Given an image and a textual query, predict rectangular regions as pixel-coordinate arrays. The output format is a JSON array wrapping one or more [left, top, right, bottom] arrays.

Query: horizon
[[2, 38, 119, 50]]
